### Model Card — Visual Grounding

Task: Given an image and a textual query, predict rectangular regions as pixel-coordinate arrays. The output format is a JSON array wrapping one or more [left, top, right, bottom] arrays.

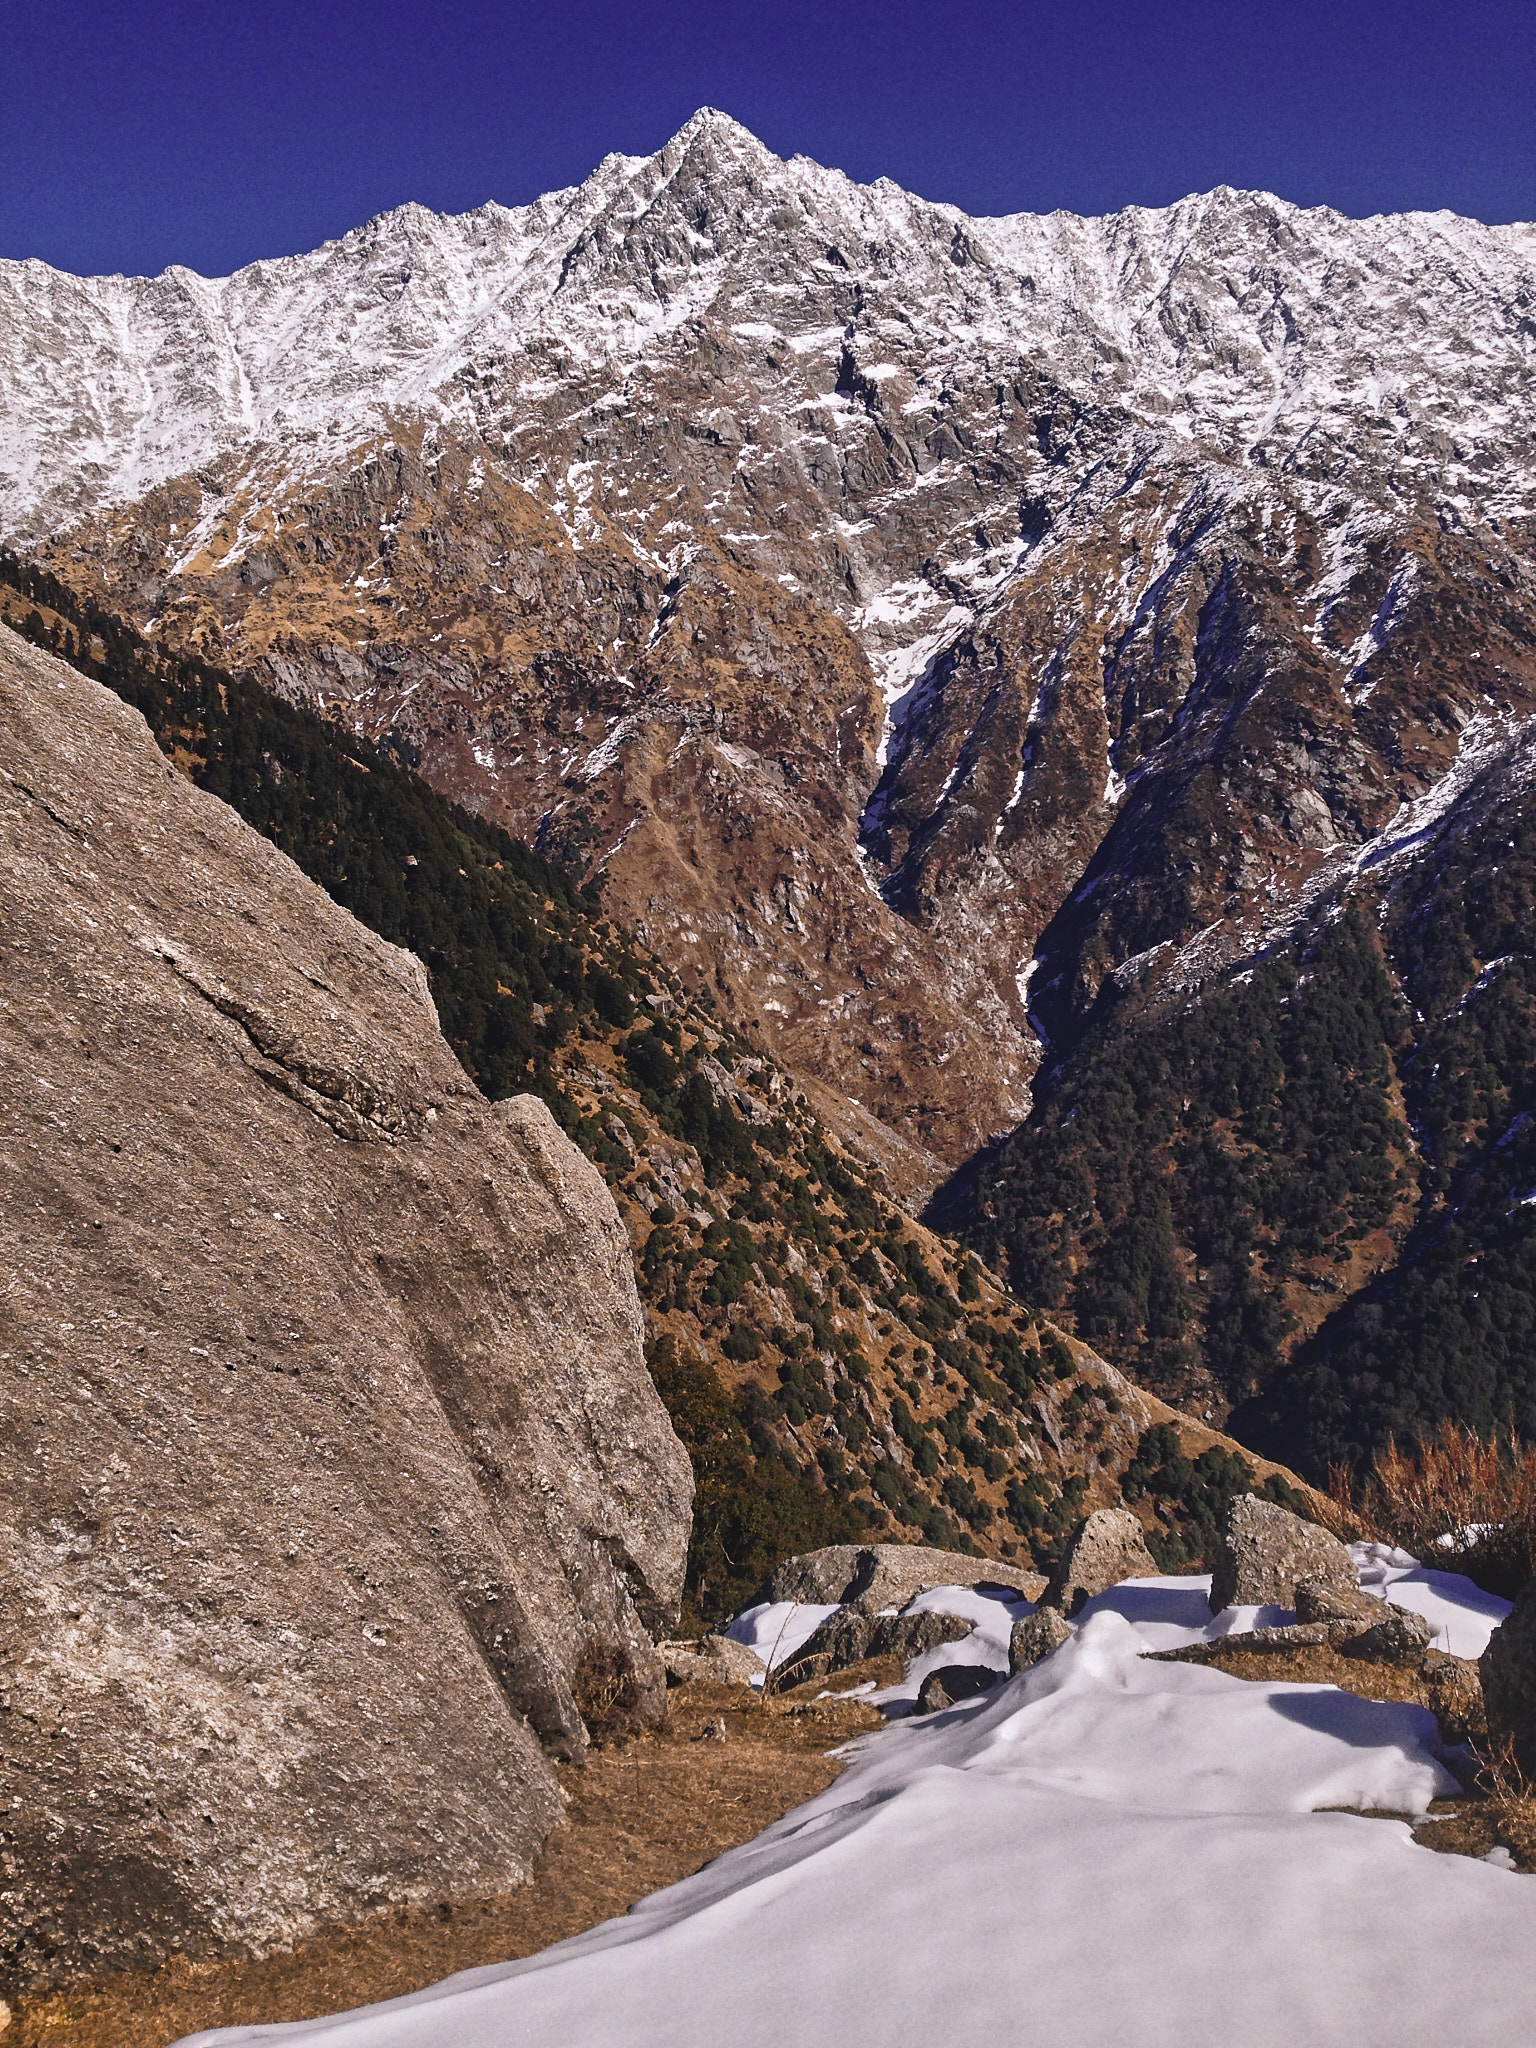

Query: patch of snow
[[185, 1560, 1526, 2048]]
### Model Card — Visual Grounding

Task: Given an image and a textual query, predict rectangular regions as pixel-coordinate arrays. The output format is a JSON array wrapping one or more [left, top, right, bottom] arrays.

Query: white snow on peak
[[6, 112, 1536, 548]]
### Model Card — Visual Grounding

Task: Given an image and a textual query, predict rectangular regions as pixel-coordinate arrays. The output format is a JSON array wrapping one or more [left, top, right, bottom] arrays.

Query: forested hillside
[[3, 556, 1312, 1618], [966, 805, 1536, 1476]]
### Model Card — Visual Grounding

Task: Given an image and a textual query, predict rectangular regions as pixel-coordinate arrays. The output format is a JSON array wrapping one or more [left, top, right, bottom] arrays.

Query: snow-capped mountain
[[4, 114, 1536, 1386], [5, 108, 1536, 542]]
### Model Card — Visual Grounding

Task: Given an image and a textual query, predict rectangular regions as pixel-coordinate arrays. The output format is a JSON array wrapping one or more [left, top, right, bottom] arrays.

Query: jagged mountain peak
[[5, 113, 1536, 549]]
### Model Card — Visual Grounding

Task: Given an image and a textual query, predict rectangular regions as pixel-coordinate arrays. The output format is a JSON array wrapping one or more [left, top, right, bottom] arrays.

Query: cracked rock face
[[0, 626, 692, 1996]]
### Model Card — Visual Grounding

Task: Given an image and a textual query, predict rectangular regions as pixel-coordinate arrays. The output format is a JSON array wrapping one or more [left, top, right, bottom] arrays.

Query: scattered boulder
[[1481, 1581, 1536, 1777], [1010, 1608, 1073, 1673], [659, 1637, 763, 1687], [915, 1665, 1003, 1715], [1341, 1606, 1433, 1664], [766, 1544, 1044, 1612], [765, 1546, 867, 1605], [1209, 1495, 1356, 1614], [1043, 1509, 1159, 1616], [783, 1604, 974, 1684], [1423, 1652, 1486, 1747], [1294, 1578, 1380, 1628]]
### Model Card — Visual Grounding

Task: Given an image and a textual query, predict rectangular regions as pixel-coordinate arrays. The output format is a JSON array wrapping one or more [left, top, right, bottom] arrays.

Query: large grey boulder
[[1481, 1581, 1536, 1776], [766, 1543, 1044, 1611], [1043, 1508, 1160, 1615], [0, 634, 694, 1999], [1009, 1608, 1073, 1673], [1209, 1495, 1355, 1614]]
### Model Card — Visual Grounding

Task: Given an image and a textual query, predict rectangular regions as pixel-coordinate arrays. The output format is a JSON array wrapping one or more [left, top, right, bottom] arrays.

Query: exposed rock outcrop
[[0, 628, 693, 1996], [1043, 1509, 1160, 1616], [1009, 1608, 1073, 1673], [1209, 1497, 1355, 1614], [1481, 1582, 1536, 1777]]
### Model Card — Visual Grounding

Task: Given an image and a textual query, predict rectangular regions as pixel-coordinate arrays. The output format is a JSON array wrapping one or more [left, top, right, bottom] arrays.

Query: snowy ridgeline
[[180, 1549, 1532, 2048]]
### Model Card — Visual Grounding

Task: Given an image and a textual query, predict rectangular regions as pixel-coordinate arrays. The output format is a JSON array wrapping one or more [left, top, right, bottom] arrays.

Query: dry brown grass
[[10, 1681, 883, 2048], [1331, 1421, 1536, 1597]]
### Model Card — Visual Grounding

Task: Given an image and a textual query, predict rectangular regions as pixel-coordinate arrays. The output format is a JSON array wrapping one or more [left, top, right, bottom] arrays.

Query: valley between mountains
[[5, 109, 1536, 1478], [7, 98, 1536, 2043]]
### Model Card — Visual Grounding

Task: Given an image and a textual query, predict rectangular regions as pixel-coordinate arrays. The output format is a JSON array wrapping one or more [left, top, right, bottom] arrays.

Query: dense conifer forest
[[968, 833, 1536, 1475]]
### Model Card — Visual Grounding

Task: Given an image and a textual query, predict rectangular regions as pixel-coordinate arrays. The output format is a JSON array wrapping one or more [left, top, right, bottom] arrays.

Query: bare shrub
[[1335, 1422, 1536, 1597], [573, 1641, 647, 1746]]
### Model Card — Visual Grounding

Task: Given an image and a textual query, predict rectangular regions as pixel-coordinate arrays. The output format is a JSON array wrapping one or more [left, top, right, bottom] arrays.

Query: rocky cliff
[[0, 625, 692, 1997]]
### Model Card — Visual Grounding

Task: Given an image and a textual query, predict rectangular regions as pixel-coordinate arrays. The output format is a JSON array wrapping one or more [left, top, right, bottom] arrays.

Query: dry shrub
[[1336, 1421, 1536, 1598], [572, 1641, 647, 1746], [1477, 1729, 1536, 1803]]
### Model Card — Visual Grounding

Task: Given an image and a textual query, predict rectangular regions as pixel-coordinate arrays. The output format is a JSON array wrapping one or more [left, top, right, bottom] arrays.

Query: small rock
[[692, 1716, 727, 1743], [1294, 1578, 1380, 1628], [870, 1609, 974, 1662], [1423, 1650, 1486, 1746], [1009, 1607, 1072, 1673], [1209, 1495, 1355, 1614], [915, 1664, 1002, 1715], [775, 1607, 875, 1684], [1206, 1622, 1338, 1653], [1340, 1606, 1433, 1664], [1481, 1580, 1536, 1778], [659, 1637, 762, 1686], [1043, 1508, 1159, 1616], [784, 1603, 975, 1685]]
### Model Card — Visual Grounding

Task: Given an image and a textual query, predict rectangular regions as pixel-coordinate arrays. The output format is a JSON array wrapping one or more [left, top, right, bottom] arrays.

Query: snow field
[[181, 1556, 1530, 2048]]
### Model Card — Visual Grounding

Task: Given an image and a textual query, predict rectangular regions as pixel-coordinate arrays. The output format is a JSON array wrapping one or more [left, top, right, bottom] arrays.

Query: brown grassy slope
[[10, 1683, 879, 2048]]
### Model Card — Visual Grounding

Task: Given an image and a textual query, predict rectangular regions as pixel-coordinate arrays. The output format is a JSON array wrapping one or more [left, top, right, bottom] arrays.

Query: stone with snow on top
[[1480, 1580, 1536, 1776], [915, 1664, 1002, 1715], [1009, 1607, 1072, 1673], [659, 1636, 762, 1686], [766, 1543, 1043, 1611], [1043, 1508, 1160, 1616], [1209, 1494, 1356, 1614]]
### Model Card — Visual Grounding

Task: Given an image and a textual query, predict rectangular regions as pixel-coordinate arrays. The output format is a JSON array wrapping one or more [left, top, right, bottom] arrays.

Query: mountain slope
[[1, 569, 1315, 1620], [5, 112, 1536, 1475]]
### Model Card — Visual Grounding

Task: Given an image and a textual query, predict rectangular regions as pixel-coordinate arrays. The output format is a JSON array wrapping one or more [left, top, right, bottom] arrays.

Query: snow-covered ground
[[181, 1556, 1527, 2048]]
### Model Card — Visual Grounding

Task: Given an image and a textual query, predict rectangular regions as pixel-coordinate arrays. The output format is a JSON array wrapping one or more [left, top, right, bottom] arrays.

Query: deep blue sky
[[4, 0, 1534, 279]]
